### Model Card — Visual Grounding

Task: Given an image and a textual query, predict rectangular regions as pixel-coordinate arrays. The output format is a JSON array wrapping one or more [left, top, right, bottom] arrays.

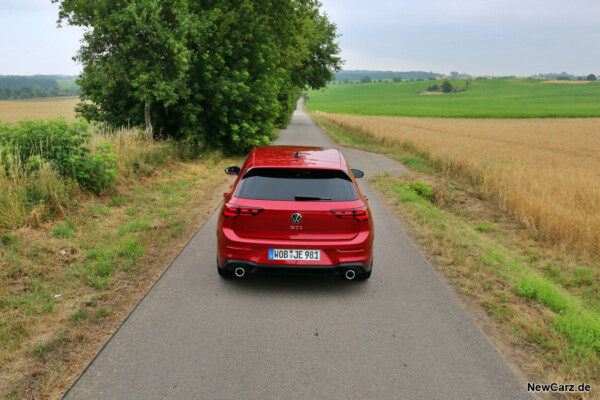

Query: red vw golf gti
[[217, 146, 374, 280]]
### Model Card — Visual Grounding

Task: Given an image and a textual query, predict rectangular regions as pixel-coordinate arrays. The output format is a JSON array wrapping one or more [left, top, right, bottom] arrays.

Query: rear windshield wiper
[[294, 195, 332, 201]]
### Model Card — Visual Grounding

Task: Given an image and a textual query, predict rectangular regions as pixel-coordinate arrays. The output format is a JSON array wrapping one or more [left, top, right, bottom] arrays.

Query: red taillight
[[223, 203, 263, 218], [331, 206, 369, 221]]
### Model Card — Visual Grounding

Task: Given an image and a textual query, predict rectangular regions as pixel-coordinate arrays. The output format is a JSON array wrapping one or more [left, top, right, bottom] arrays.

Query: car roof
[[245, 146, 347, 170]]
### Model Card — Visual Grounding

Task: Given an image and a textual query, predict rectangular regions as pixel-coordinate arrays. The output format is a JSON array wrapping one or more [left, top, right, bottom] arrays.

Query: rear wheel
[[217, 257, 234, 279], [356, 261, 373, 280], [356, 269, 371, 280]]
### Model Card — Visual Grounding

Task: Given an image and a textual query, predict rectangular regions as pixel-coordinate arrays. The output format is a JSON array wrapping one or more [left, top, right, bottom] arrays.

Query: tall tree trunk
[[144, 100, 153, 142]]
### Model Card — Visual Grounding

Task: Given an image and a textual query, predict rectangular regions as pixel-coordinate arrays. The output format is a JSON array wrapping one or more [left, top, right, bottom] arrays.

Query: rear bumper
[[217, 226, 373, 267], [218, 259, 371, 276]]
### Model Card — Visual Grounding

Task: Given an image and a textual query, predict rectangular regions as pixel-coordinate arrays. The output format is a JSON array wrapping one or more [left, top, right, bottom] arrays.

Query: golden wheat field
[[316, 112, 600, 256], [0, 96, 79, 123]]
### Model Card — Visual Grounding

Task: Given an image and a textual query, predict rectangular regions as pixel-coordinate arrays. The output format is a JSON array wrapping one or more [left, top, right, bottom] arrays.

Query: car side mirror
[[224, 166, 240, 176], [351, 169, 364, 179]]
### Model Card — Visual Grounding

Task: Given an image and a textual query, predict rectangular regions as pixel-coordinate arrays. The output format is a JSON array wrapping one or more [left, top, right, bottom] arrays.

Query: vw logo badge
[[291, 213, 303, 224]]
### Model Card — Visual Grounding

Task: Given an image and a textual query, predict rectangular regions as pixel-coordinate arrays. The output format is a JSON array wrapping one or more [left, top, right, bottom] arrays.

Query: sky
[[0, 0, 599, 77]]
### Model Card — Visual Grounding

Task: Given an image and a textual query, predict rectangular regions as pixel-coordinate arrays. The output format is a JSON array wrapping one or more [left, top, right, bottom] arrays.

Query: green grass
[[107, 195, 126, 207], [52, 218, 76, 238], [56, 79, 79, 90], [86, 204, 110, 216], [515, 275, 570, 314], [93, 307, 111, 318], [69, 310, 87, 322], [373, 174, 600, 367], [308, 79, 600, 118], [476, 223, 495, 233], [124, 207, 139, 216]]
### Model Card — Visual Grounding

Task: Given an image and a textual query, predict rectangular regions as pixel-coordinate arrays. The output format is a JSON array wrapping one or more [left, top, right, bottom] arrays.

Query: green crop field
[[308, 79, 600, 118], [56, 78, 79, 89]]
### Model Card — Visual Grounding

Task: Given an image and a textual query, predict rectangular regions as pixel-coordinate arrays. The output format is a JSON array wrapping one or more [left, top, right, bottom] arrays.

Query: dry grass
[[0, 97, 79, 123], [315, 112, 600, 257], [0, 126, 238, 399], [541, 80, 593, 84], [368, 172, 600, 399]]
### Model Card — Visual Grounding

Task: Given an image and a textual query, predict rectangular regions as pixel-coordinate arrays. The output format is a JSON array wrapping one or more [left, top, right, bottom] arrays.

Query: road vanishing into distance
[[64, 103, 533, 399]]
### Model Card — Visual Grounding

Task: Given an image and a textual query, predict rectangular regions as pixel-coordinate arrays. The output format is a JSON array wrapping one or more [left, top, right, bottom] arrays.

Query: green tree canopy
[[441, 80, 453, 93], [360, 75, 372, 83], [54, 0, 342, 152]]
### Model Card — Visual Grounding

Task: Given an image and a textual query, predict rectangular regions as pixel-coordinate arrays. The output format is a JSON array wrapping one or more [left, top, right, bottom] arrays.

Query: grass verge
[[0, 126, 241, 399], [310, 110, 600, 399]]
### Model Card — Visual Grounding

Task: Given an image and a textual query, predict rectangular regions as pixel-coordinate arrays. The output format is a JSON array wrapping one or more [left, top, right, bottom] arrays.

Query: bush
[[441, 80, 453, 93], [73, 142, 117, 193], [0, 119, 89, 174], [409, 181, 435, 202], [396, 181, 435, 203], [427, 84, 439, 92], [0, 119, 117, 192]]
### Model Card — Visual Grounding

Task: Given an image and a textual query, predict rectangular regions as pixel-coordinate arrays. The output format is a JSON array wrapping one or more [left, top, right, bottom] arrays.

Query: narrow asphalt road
[[64, 103, 532, 399]]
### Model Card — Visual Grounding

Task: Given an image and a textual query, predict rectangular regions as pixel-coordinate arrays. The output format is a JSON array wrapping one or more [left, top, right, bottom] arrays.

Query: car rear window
[[235, 168, 359, 201]]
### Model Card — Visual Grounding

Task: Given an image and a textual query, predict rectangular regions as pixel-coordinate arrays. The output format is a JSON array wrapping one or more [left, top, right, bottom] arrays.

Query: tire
[[218, 266, 234, 279], [356, 260, 373, 280], [217, 257, 234, 279], [356, 269, 371, 280]]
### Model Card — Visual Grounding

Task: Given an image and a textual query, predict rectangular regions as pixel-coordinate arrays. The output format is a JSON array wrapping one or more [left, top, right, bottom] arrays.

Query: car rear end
[[217, 147, 373, 280]]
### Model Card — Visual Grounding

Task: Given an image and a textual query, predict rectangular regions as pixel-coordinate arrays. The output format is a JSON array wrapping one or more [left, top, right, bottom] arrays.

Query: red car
[[217, 146, 373, 280]]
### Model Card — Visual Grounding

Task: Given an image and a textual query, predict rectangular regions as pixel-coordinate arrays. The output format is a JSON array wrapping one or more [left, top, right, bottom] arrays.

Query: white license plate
[[268, 249, 320, 261]]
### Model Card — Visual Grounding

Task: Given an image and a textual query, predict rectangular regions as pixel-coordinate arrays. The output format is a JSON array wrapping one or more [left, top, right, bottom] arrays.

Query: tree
[[343, 78, 350, 84], [441, 80, 453, 93], [360, 75, 372, 83], [392, 76, 402, 82], [55, 0, 195, 141], [450, 71, 459, 79], [55, 0, 342, 152], [587, 74, 597, 81]]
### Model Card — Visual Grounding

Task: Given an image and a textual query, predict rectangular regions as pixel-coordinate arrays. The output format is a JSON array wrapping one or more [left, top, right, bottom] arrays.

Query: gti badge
[[291, 213, 303, 224]]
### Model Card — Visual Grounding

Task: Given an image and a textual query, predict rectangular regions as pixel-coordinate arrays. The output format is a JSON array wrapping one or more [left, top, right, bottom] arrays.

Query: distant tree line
[[0, 76, 58, 90], [54, 0, 342, 152], [334, 75, 441, 84], [0, 76, 82, 100], [532, 72, 598, 81], [334, 70, 440, 82], [0, 86, 81, 100]]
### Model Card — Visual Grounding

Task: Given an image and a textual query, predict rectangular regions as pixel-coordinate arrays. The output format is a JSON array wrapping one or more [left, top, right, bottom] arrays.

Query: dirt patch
[[540, 80, 593, 84]]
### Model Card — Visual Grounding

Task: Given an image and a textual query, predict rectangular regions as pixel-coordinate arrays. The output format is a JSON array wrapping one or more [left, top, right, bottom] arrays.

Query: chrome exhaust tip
[[345, 269, 356, 280], [234, 267, 246, 278]]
